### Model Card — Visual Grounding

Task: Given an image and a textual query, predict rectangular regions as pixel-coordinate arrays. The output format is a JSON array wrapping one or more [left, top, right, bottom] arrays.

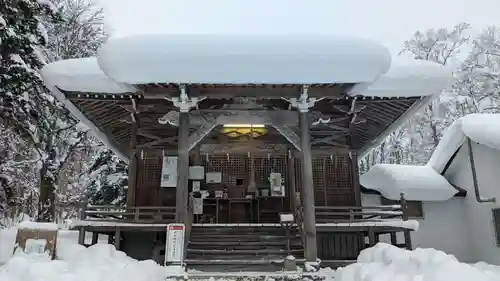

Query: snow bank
[[0, 244, 176, 281], [0, 227, 108, 265], [360, 164, 458, 201], [335, 243, 500, 281], [98, 33, 391, 85]]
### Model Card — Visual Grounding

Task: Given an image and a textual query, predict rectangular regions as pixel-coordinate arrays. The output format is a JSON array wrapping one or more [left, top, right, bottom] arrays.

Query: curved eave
[[358, 60, 455, 157], [41, 57, 136, 94], [40, 61, 131, 162]]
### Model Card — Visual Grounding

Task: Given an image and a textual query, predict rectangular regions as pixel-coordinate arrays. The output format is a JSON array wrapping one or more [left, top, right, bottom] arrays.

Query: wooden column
[[114, 228, 121, 250], [175, 112, 190, 222], [299, 111, 318, 261], [287, 152, 296, 212], [126, 113, 139, 207]]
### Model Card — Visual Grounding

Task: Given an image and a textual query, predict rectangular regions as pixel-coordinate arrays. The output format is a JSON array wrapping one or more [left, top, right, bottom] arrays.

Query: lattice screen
[[136, 150, 165, 206], [294, 154, 355, 207], [252, 156, 287, 185], [324, 154, 355, 206], [202, 155, 246, 185]]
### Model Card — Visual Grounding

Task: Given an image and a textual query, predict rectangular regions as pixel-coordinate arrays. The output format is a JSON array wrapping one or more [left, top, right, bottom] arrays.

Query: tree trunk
[[38, 169, 55, 222]]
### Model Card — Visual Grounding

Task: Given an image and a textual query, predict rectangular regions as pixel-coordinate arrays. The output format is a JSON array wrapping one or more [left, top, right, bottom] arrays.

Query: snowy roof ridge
[[362, 113, 500, 201], [97, 33, 392, 85], [427, 113, 500, 173]]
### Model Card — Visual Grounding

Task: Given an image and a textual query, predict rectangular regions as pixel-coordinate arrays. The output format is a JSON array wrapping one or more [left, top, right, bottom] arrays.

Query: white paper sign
[[193, 197, 203, 215], [206, 172, 222, 183], [161, 156, 178, 187], [189, 166, 205, 180], [25, 239, 47, 254], [164, 224, 185, 265]]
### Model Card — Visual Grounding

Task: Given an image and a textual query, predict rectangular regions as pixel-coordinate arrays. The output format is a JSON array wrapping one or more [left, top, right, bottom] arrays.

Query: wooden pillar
[[287, 152, 296, 212], [91, 232, 99, 245], [126, 114, 139, 207], [299, 111, 318, 261], [175, 112, 190, 223], [400, 193, 413, 250], [114, 228, 121, 250], [350, 152, 361, 206], [77, 203, 86, 245]]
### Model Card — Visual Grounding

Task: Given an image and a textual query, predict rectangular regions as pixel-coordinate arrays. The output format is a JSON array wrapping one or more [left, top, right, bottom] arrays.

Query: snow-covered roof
[[352, 57, 454, 98], [41, 57, 135, 93], [360, 164, 459, 201], [97, 34, 391, 85], [362, 114, 500, 201], [428, 114, 500, 173]]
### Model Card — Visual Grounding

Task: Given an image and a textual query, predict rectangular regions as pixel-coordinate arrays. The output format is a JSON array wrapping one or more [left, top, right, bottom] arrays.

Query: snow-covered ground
[[1, 225, 499, 281]]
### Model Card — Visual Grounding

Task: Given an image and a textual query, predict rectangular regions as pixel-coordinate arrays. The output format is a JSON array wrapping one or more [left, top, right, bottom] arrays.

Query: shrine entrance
[[190, 150, 294, 224]]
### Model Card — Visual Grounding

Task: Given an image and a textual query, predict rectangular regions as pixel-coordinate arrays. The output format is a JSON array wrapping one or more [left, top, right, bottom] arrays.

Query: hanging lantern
[[221, 124, 267, 138]]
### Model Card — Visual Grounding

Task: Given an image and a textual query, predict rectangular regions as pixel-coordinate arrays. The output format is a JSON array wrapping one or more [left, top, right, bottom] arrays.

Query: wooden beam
[[136, 136, 177, 148], [299, 110, 317, 262], [175, 112, 190, 222], [311, 133, 348, 146], [126, 108, 139, 207]]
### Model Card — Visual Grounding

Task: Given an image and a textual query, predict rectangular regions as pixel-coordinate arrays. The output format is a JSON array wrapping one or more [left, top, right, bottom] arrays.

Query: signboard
[[161, 156, 178, 187], [164, 223, 185, 265]]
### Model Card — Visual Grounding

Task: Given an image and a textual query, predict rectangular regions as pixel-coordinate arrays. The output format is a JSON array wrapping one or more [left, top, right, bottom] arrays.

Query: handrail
[[82, 205, 177, 223], [314, 205, 404, 223]]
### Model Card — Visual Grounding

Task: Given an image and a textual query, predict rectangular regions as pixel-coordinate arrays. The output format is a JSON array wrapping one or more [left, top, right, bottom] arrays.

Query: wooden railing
[[82, 205, 176, 223], [315, 205, 404, 223]]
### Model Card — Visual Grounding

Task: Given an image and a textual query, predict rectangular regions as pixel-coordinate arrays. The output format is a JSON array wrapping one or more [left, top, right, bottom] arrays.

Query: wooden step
[[187, 248, 304, 255], [189, 240, 287, 246]]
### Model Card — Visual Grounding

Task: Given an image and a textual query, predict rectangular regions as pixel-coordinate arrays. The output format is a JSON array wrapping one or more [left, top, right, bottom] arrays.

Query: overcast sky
[[101, 0, 500, 54]]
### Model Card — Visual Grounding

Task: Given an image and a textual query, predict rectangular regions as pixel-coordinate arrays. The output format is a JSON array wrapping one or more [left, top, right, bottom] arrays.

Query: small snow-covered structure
[[361, 113, 500, 265], [40, 33, 454, 270]]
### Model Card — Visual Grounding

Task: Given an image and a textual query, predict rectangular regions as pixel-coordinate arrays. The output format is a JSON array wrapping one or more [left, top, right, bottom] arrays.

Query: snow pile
[[0, 227, 108, 265], [335, 243, 500, 281], [360, 164, 458, 201], [0, 244, 176, 281]]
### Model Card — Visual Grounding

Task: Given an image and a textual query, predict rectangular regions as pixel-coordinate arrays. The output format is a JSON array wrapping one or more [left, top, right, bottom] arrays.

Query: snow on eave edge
[[45, 85, 129, 163]]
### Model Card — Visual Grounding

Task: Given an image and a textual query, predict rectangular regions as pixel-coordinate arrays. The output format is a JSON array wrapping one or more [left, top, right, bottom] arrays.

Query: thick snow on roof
[[97, 34, 391, 85], [41, 57, 135, 93], [428, 114, 500, 173], [360, 164, 458, 201], [352, 57, 454, 98], [363, 114, 500, 201]]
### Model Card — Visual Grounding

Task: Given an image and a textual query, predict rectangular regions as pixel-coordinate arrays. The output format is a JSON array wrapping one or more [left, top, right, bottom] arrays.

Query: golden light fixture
[[222, 124, 267, 138]]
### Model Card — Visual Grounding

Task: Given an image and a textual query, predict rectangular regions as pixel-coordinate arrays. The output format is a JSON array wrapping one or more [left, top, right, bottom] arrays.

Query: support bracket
[[282, 85, 324, 113], [166, 85, 206, 113], [188, 122, 217, 151], [271, 123, 301, 151]]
